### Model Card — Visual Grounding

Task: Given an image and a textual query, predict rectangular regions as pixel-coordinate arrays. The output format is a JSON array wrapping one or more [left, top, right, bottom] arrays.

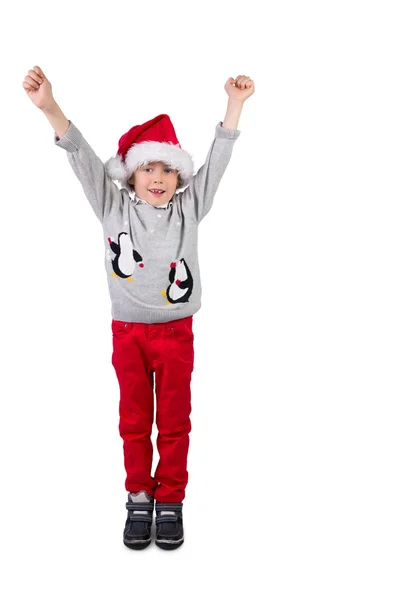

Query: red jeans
[[111, 316, 194, 503]]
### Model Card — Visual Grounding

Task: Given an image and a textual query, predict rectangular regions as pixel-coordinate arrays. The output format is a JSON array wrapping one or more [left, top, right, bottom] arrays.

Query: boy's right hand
[[22, 66, 56, 111]]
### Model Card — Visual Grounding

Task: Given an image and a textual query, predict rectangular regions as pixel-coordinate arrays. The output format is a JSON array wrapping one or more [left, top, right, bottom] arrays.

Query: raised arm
[[179, 75, 255, 224], [52, 118, 122, 223], [22, 65, 122, 223], [42, 101, 70, 139], [179, 122, 241, 223]]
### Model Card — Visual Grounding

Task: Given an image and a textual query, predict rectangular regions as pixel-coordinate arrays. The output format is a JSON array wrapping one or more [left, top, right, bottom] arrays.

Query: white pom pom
[[104, 155, 128, 180]]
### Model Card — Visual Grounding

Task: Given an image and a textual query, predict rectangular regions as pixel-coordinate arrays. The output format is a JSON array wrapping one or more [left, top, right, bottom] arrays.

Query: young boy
[[22, 66, 255, 550]]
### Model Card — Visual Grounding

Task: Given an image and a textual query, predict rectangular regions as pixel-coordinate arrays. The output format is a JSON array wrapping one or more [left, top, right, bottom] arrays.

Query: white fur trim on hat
[[104, 155, 128, 181], [105, 141, 194, 189]]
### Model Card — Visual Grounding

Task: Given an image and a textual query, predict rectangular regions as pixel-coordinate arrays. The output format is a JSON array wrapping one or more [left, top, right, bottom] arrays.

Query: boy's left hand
[[225, 75, 255, 103]]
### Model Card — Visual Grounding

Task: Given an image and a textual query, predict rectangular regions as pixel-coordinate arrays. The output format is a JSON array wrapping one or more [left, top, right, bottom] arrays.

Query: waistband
[[111, 302, 200, 324]]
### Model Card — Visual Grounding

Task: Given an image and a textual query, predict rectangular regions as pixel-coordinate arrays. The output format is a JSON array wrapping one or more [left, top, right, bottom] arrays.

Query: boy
[[22, 66, 255, 550]]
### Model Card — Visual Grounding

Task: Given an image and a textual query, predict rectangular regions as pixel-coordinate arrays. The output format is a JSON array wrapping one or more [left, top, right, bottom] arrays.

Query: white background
[[1, 0, 399, 598]]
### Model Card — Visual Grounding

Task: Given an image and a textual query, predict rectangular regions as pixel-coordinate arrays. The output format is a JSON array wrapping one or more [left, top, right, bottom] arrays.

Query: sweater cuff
[[54, 120, 83, 152], [215, 121, 241, 140]]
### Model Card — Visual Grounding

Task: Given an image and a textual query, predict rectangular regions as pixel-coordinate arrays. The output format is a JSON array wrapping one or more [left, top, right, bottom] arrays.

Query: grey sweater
[[54, 120, 241, 323]]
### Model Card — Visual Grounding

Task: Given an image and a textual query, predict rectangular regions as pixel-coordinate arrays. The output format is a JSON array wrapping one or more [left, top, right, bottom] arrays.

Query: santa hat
[[105, 113, 194, 190]]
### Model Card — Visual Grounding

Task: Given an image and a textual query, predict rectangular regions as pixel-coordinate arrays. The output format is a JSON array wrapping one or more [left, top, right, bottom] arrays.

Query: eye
[[144, 166, 175, 174]]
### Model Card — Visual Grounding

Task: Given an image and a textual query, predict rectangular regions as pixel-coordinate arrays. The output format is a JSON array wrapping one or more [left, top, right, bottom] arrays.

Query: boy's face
[[128, 161, 179, 206]]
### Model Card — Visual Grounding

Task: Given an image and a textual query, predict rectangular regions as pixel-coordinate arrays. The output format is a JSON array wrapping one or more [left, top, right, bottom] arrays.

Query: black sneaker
[[155, 502, 184, 550], [123, 491, 154, 550]]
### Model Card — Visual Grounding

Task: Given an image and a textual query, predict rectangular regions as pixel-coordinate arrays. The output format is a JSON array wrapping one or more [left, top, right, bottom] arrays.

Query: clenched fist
[[225, 75, 255, 103], [22, 66, 55, 111]]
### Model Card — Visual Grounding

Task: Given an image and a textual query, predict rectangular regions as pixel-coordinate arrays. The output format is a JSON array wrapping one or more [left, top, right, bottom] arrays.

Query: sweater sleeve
[[54, 120, 122, 223], [180, 122, 241, 224]]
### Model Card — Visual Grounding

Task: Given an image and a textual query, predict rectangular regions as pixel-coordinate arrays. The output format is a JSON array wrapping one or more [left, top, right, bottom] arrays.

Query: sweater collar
[[129, 192, 172, 210]]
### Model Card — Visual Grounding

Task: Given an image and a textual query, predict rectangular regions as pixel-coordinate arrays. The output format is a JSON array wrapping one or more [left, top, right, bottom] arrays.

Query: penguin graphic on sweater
[[108, 232, 144, 281], [161, 258, 193, 304]]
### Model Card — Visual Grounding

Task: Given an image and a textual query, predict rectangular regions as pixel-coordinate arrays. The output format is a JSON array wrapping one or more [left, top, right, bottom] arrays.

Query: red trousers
[[111, 316, 194, 503]]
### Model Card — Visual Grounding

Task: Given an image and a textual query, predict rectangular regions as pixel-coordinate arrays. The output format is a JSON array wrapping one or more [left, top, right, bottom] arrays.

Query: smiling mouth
[[149, 189, 165, 195]]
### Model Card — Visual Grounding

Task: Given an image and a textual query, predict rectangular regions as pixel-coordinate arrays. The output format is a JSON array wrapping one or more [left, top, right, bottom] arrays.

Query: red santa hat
[[105, 113, 194, 190]]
